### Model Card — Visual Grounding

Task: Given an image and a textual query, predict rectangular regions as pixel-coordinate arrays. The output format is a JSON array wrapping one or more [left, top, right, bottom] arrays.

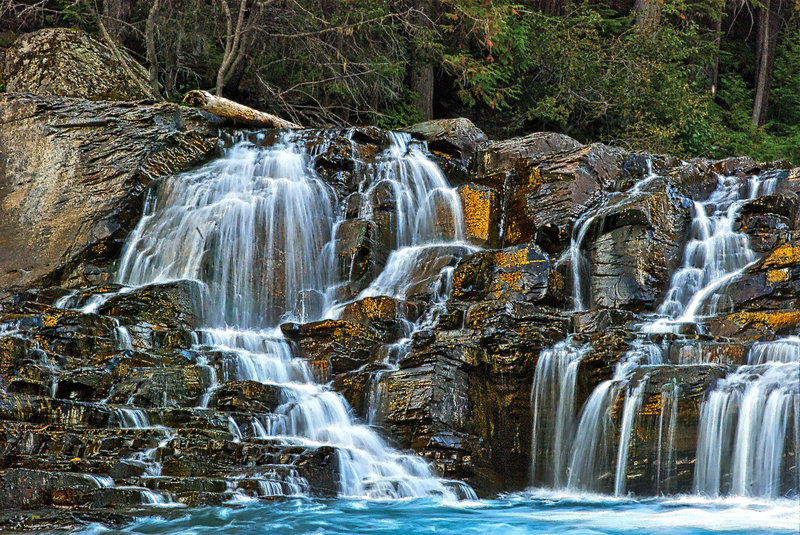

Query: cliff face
[[0, 31, 799, 530]]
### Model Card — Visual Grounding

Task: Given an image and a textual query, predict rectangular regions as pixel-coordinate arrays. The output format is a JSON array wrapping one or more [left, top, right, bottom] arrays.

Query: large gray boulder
[[4, 28, 154, 101]]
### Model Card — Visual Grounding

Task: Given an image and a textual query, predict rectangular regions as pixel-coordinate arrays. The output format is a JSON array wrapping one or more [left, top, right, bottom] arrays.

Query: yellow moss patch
[[766, 268, 790, 284], [729, 310, 800, 331], [458, 183, 498, 246], [763, 242, 800, 269], [497, 271, 522, 290]]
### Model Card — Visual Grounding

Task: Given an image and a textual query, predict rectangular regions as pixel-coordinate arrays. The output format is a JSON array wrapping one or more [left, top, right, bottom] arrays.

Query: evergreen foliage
[[1, 0, 797, 163]]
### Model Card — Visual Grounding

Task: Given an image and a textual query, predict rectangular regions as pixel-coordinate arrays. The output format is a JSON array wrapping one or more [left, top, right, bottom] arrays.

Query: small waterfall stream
[[109, 130, 475, 501], [531, 168, 799, 499]]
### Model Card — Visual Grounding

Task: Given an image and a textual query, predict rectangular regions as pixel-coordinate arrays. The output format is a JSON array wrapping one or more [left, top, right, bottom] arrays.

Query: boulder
[[0, 94, 217, 290], [585, 178, 690, 310], [281, 320, 383, 381], [502, 143, 625, 251], [4, 28, 154, 101], [452, 243, 560, 305], [736, 194, 798, 253], [476, 132, 583, 191], [98, 280, 204, 330], [214, 381, 282, 413], [718, 241, 800, 315]]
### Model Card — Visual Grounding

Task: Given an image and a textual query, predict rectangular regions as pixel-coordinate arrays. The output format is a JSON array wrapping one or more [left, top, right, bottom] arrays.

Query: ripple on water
[[79, 494, 799, 535]]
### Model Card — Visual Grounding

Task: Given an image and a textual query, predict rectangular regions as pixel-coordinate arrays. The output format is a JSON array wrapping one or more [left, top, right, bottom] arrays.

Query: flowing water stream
[[41, 129, 797, 532], [98, 130, 475, 503]]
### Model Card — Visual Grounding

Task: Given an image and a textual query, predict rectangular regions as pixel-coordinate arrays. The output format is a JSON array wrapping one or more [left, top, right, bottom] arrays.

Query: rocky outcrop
[[405, 118, 488, 185], [4, 28, 154, 101], [0, 93, 217, 290], [1, 90, 800, 525]]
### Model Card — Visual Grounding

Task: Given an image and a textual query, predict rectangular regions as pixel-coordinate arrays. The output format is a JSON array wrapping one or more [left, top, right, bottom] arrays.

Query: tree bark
[[145, 0, 162, 99], [215, 0, 255, 96], [536, 0, 567, 16], [96, 9, 154, 99], [752, 0, 782, 126], [411, 63, 434, 121], [183, 90, 303, 129], [102, 0, 131, 40], [633, 0, 663, 30]]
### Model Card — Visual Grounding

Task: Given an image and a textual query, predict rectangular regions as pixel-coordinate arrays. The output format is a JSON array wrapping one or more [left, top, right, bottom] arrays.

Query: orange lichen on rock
[[762, 242, 800, 269], [457, 183, 500, 248]]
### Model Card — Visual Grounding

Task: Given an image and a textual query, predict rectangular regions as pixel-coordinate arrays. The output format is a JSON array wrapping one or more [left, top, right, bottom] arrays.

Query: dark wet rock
[[620, 365, 730, 495], [0, 93, 218, 289], [736, 194, 798, 253], [214, 381, 282, 413], [106, 365, 212, 408], [452, 243, 559, 306], [502, 144, 625, 251], [718, 241, 800, 316], [585, 178, 690, 310], [282, 320, 383, 381], [574, 329, 632, 408], [405, 118, 489, 185], [476, 132, 583, 192], [4, 28, 154, 101], [98, 280, 203, 330], [572, 308, 637, 333], [369, 302, 569, 495], [397, 245, 475, 303], [340, 296, 421, 338], [333, 219, 379, 299], [0, 468, 96, 509]]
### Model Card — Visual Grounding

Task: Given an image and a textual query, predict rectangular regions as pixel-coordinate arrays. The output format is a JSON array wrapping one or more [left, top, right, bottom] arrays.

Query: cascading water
[[530, 167, 799, 499], [114, 130, 475, 500]]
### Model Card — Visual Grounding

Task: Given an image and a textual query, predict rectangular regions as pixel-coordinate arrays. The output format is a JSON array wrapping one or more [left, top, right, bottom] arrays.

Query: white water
[[115, 131, 475, 500]]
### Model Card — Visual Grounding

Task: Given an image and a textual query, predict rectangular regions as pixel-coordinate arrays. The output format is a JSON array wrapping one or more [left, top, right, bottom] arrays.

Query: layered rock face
[[1, 80, 799, 529], [0, 93, 217, 291]]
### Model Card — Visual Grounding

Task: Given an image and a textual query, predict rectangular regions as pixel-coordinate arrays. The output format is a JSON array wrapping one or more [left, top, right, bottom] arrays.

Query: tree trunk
[[708, 16, 723, 96], [145, 0, 162, 99], [102, 0, 131, 40], [183, 90, 303, 129], [411, 63, 434, 121], [752, 0, 782, 126], [633, 0, 663, 29], [536, 0, 567, 16], [96, 9, 153, 99]]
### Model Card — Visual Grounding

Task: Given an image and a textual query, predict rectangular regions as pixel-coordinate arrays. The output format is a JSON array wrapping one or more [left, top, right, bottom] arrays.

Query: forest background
[[2, 0, 798, 163]]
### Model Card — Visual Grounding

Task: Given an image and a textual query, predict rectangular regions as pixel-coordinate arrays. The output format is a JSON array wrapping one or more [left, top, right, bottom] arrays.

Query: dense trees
[[1, 0, 798, 162]]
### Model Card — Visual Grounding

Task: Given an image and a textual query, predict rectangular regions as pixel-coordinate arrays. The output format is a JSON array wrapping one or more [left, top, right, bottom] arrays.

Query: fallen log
[[182, 90, 302, 129]]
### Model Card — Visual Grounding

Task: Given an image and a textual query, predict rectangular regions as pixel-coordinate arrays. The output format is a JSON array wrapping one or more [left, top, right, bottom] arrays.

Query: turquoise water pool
[[84, 491, 800, 534]]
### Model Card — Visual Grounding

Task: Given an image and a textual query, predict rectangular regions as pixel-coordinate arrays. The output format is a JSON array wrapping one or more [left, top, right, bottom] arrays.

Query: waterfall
[[115, 130, 475, 500], [649, 174, 777, 330], [530, 167, 798, 499], [529, 339, 588, 487], [694, 349, 799, 498]]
